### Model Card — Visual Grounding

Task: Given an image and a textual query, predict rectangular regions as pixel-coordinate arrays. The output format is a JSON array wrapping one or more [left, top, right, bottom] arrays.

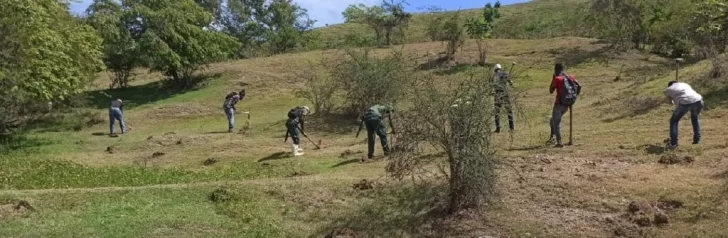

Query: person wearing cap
[[285, 106, 310, 156], [359, 104, 393, 159], [223, 89, 246, 133], [664, 80, 704, 148], [492, 63, 514, 133], [109, 98, 126, 135]]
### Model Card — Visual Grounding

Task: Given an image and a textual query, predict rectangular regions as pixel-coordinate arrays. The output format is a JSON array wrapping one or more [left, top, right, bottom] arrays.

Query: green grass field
[[2, 35, 728, 237]]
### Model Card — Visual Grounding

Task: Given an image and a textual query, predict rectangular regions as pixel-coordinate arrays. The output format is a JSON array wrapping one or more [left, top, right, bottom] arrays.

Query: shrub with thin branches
[[389, 70, 498, 213]]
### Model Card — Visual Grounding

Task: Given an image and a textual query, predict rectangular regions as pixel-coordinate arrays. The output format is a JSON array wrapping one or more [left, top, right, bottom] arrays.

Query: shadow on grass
[[258, 152, 289, 162], [0, 135, 54, 154], [91, 132, 107, 136], [433, 63, 479, 76], [205, 131, 232, 135], [601, 96, 663, 123], [508, 144, 547, 151], [331, 159, 360, 168], [85, 73, 221, 109], [319, 183, 448, 237], [638, 144, 666, 155], [550, 45, 612, 67]]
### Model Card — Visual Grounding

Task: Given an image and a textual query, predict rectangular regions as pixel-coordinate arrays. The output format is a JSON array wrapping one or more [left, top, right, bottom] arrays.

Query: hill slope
[[1, 37, 728, 237], [314, 0, 589, 48]]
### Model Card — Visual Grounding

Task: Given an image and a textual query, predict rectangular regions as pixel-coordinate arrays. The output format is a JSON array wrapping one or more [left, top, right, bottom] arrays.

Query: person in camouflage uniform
[[285, 106, 310, 156], [358, 105, 393, 159], [492, 64, 514, 133]]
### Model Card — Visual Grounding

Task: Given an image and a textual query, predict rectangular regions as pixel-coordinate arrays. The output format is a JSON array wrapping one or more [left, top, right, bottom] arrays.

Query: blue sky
[[69, 0, 530, 27]]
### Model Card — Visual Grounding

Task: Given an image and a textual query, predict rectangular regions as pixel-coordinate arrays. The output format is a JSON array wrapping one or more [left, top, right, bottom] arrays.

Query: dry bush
[[328, 49, 415, 115], [295, 67, 337, 115], [388, 70, 498, 213]]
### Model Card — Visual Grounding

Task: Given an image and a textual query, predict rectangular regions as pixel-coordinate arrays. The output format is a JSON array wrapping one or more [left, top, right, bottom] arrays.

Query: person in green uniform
[[357, 104, 394, 159]]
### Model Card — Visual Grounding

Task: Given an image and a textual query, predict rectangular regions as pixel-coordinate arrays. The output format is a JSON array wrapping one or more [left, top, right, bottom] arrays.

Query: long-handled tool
[[298, 126, 321, 149], [675, 58, 684, 81], [508, 62, 517, 76]]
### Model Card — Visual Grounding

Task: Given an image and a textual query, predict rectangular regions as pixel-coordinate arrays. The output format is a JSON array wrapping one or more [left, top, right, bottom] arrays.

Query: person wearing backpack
[[664, 80, 704, 148], [223, 89, 246, 133], [548, 63, 581, 147], [492, 64, 515, 133], [285, 106, 310, 156]]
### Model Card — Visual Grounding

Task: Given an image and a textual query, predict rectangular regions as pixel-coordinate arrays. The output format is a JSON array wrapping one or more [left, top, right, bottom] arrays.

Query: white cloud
[[294, 0, 380, 27]]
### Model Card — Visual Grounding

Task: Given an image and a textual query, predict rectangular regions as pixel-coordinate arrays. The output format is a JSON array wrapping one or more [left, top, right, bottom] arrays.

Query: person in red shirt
[[548, 63, 580, 147]]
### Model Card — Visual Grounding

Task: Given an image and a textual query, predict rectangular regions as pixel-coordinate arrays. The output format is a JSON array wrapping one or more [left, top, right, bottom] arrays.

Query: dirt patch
[[152, 152, 166, 158], [0, 200, 33, 219], [209, 188, 234, 203], [352, 179, 379, 190], [340, 149, 364, 158], [287, 171, 311, 177], [621, 199, 684, 228], [325, 228, 359, 238], [658, 154, 694, 165], [203, 158, 218, 166], [106, 146, 115, 154], [655, 198, 684, 210]]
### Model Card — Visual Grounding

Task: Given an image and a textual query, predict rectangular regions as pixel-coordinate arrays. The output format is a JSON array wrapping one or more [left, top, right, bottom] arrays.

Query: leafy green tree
[[466, 2, 501, 66], [0, 0, 104, 132], [87, 0, 140, 89], [341, 1, 411, 46], [121, 0, 239, 87], [263, 0, 316, 54], [222, 0, 314, 56]]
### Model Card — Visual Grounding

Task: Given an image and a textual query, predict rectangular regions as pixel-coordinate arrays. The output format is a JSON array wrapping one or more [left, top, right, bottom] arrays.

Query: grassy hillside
[[2, 36, 728, 237], [314, 0, 589, 49]]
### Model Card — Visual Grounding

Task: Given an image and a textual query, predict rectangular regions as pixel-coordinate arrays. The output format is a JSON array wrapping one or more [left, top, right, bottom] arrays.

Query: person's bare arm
[[549, 77, 557, 94]]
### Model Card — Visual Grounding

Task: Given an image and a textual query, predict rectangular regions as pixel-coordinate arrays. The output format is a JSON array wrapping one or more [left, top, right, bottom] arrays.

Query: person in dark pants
[[492, 64, 514, 133], [664, 80, 704, 148], [109, 99, 126, 135], [223, 89, 246, 132], [358, 105, 393, 159], [549, 63, 580, 147], [285, 106, 310, 156]]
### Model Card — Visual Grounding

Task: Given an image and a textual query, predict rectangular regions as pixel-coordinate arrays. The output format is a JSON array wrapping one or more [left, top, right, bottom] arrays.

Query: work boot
[[494, 128, 501, 134], [554, 144, 564, 148], [367, 154, 373, 160], [383, 146, 391, 156], [228, 128, 233, 133], [294, 144, 304, 156]]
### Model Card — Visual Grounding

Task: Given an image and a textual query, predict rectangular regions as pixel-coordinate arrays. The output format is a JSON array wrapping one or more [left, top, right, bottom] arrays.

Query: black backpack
[[559, 74, 580, 106]]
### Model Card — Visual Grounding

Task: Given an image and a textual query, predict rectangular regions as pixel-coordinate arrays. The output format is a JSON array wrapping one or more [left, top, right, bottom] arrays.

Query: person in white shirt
[[663, 81, 704, 147]]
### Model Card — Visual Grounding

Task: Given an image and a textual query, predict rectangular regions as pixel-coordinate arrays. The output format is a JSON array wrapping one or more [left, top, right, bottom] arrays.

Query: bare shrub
[[329, 49, 415, 115], [295, 68, 337, 115], [388, 70, 498, 213]]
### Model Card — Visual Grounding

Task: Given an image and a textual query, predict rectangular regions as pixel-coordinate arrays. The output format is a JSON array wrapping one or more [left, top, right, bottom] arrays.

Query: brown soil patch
[[0, 200, 33, 219], [658, 154, 694, 165], [106, 146, 115, 154], [620, 198, 684, 229], [203, 158, 218, 166], [352, 179, 379, 190], [325, 228, 359, 238]]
